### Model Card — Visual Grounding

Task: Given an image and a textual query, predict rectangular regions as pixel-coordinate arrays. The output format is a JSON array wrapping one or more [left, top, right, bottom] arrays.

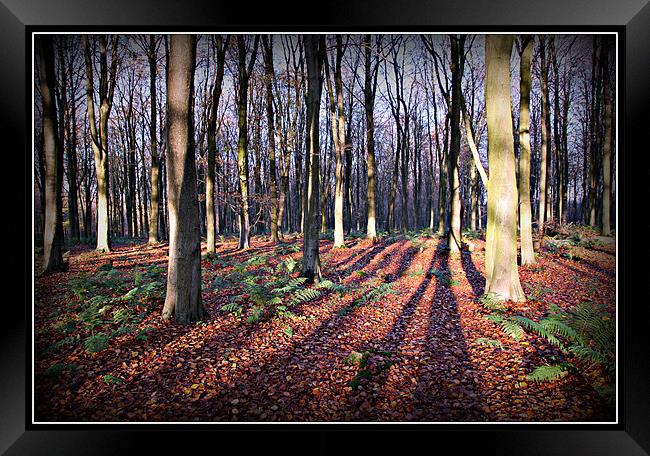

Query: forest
[[33, 33, 616, 422]]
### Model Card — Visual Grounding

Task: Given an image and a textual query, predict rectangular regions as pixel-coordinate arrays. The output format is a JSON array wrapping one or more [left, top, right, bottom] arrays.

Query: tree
[[300, 35, 325, 283], [83, 35, 119, 252], [161, 34, 205, 324], [261, 35, 281, 243], [363, 35, 382, 242], [146, 35, 162, 245], [38, 35, 65, 273], [324, 35, 347, 247], [517, 36, 536, 266], [235, 36, 260, 250], [448, 35, 465, 253], [600, 37, 613, 236], [484, 34, 526, 302], [206, 35, 229, 253], [537, 36, 550, 241]]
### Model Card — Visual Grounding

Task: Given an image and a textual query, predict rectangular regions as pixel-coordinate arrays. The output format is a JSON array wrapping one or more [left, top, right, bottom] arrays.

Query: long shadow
[[573, 257, 616, 278], [336, 241, 391, 278], [460, 250, 485, 299], [187, 242, 420, 421], [410, 244, 487, 421], [40, 239, 479, 422], [339, 244, 444, 420], [39, 241, 417, 422]]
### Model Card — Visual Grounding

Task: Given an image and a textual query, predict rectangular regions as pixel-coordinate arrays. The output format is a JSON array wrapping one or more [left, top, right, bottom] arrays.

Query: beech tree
[[517, 36, 536, 266], [363, 35, 382, 242], [38, 35, 65, 273], [83, 35, 120, 252], [484, 35, 526, 302], [537, 36, 550, 241], [300, 35, 325, 283], [206, 35, 229, 253], [324, 35, 347, 247], [601, 38, 613, 236], [235, 36, 259, 250], [448, 35, 465, 253], [161, 34, 204, 324], [146, 35, 163, 245]]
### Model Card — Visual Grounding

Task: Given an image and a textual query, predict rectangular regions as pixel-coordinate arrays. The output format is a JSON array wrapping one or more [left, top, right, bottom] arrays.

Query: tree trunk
[[518, 37, 536, 266], [448, 35, 464, 253], [364, 35, 380, 242], [301, 35, 324, 283], [39, 36, 66, 273], [161, 35, 204, 324], [147, 36, 161, 245], [235, 36, 259, 249], [601, 39, 612, 236], [206, 35, 228, 253], [262, 35, 280, 243], [537, 36, 549, 241], [484, 35, 526, 302], [83, 35, 118, 252]]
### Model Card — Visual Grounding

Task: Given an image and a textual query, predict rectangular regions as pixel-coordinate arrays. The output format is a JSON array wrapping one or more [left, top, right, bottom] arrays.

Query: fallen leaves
[[34, 234, 615, 422]]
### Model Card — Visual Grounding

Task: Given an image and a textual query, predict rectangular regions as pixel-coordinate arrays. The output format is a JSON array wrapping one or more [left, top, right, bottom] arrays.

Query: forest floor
[[34, 228, 616, 422]]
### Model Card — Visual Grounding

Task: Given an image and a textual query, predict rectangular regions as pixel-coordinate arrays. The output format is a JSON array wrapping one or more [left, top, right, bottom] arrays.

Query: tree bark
[[448, 35, 465, 253], [537, 36, 550, 241], [484, 35, 526, 302], [517, 36, 536, 266], [235, 36, 259, 250], [83, 35, 118, 252], [147, 35, 161, 245], [39, 36, 66, 273], [206, 35, 228, 252], [601, 39, 613, 236], [363, 35, 380, 242], [161, 35, 205, 324], [301, 35, 324, 283]]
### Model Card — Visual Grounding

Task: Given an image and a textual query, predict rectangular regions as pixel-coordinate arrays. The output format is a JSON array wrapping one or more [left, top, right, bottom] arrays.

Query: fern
[[539, 318, 579, 341], [526, 363, 571, 383], [510, 315, 563, 348], [290, 287, 321, 306], [500, 320, 525, 340], [484, 314, 504, 324], [475, 338, 505, 350]]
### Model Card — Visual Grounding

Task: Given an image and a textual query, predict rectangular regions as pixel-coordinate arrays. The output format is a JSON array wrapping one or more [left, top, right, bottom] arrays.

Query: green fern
[[510, 315, 563, 348], [526, 363, 571, 383], [475, 337, 505, 350], [539, 318, 579, 341], [500, 320, 525, 340]]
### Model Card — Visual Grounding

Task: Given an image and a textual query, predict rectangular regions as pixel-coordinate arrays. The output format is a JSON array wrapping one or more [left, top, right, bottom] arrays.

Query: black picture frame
[[5, 0, 648, 453]]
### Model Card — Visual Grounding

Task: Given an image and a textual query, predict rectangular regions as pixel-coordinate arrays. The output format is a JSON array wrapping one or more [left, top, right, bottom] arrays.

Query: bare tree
[[83, 34, 120, 252]]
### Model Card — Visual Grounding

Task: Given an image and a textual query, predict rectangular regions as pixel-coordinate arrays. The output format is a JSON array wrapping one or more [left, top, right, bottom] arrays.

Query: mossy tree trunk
[[235, 36, 259, 250], [517, 36, 536, 266], [484, 35, 526, 302]]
